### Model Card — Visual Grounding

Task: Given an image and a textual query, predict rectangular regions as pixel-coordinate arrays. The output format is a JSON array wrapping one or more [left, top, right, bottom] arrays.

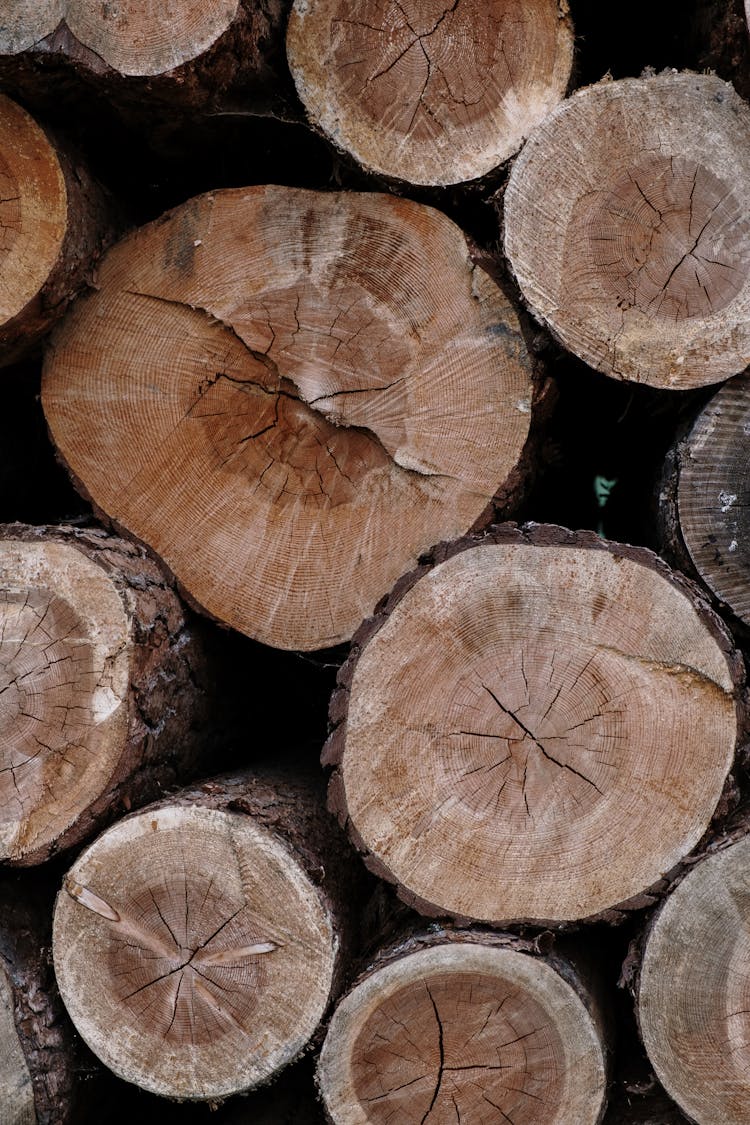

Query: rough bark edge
[[287, 0, 576, 192], [42, 213, 551, 648], [324, 521, 747, 931], [0, 523, 211, 866], [0, 1, 295, 125], [618, 814, 750, 1125], [315, 924, 611, 1125], [97, 767, 367, 1064], [657, 373, 750, 648], [0, 124, 118, 368], [0, 871, 82, 1124]]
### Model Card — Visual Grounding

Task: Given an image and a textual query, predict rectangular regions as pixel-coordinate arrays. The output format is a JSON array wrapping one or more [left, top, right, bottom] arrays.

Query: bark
[[0, 523, 210, 865], [52, 768, 362, 1102], [0, 870, 83, 1124], [503, 71, 750, 389], [659, 372, 750, 636], [325, 522, 744, 928], [286, 0, 574, 187], [0, 95, 114, 367], [317, 926, 610, 1124], [635, 828, 750, 1124], [42, 185, 541, 650]]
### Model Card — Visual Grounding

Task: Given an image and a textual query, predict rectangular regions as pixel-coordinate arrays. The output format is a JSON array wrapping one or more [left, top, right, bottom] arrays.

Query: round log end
[[331, 527, 740, 925], [505, 72, 750, 388], [287, 0, 574, 186], [318, 941, 607, 1124], [42, 186, 535, 650], [639, 835, 750, 1125], [0, 537, 130, 864], [52, 804, 337, 1101]]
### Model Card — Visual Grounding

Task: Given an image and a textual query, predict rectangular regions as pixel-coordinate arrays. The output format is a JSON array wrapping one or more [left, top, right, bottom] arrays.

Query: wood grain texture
[[42, 186, 536, 650], [504, 72, 750, 388]]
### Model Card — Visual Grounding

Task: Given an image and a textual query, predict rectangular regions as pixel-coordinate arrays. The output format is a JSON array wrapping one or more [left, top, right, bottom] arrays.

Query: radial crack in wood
[[52, 771, 356, 1102], [42, 186, 536, 650], [504, 72, 750, 388], [286, 0, 574, 186], [0, 525, 208, 866], [318, 937, 608, 1124], [639, 834, 750, 1124], [327, 525, 742, 925]]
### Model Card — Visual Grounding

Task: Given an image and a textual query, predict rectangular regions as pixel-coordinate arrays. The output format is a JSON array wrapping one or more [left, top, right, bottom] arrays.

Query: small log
[[52, 769, 359, 1102], [318, 927, 609, 1124], [286, 0, 574, 187], [0, 95, 112, 367], [637, 831, 750, 1125], [42, 186, 538, 650], [660, 372, 750, 631], [326, 523, 742, 926], [0, 524, 208, 866], [504, 72, 750, 388]]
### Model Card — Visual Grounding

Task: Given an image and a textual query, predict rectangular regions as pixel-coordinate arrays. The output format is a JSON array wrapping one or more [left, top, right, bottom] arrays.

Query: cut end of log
[[0, 95, 66, 328], [286, 0, 574, 186], [0, 0, 241, 77], [42, 186, 534, 650], [318, 941, 607, 1124], [504, 72, 750, 388], [639, 835, 750, 1125], [333, 530, 739, 924], [0, 538, 129, 863], [52, 804, 337, 1101], [672, 372, 750, 626], [0, 962, 36, 1125]]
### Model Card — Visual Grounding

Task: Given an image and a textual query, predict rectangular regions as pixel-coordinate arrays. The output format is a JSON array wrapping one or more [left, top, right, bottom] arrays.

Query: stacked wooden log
[[2, 2, 750, 1123]]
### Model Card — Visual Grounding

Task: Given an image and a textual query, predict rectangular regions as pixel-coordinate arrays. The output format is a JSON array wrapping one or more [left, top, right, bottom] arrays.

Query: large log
[[325, 523, 743, 926], [52, 770, 359, 1102], [318, 927, 610, 1124], [286, 0, 574, 186], [0, 524, 208, 866], [0, 95, 112, 367], [504, 72, 750, 389], [41, 186, 540, 650], [637, 830, 750, 1124]]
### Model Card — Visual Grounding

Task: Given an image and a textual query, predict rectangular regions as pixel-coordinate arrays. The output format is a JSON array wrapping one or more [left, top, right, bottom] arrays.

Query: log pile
[[1, 2, 750, 1123]]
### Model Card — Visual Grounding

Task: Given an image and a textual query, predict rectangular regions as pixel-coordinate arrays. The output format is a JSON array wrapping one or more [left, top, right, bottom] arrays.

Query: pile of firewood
[[1, 2, 749, 1122]]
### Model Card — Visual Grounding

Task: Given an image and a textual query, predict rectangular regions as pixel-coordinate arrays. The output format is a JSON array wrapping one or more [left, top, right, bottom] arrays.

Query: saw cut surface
[[504, 73, 750, 388], [0, 95, 66, 328], [287, 0, 574, 186], [319, 943, 606, 1124], [0, 540, 129, 863], [42, 186, 533, 649], [53, 805, 336, 1100], [0, 0, 240, 76], [339, 539, 737, 923], [640, 836, 750, 1125]]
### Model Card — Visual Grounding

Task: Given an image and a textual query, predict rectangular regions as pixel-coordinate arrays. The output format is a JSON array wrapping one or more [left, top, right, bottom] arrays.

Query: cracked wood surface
[[0, 524, 208, 865], [638, 834, 750, 1124], [326, 523, 742, 926], [0, 0, 241, 77], [504, 72, 750, 388], [662, 372, 750, 630], [52, 769, 356, 1102], [287, 0, 573, 186], [42, 185, 536, 650], [318, 934, 608, 1124]]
